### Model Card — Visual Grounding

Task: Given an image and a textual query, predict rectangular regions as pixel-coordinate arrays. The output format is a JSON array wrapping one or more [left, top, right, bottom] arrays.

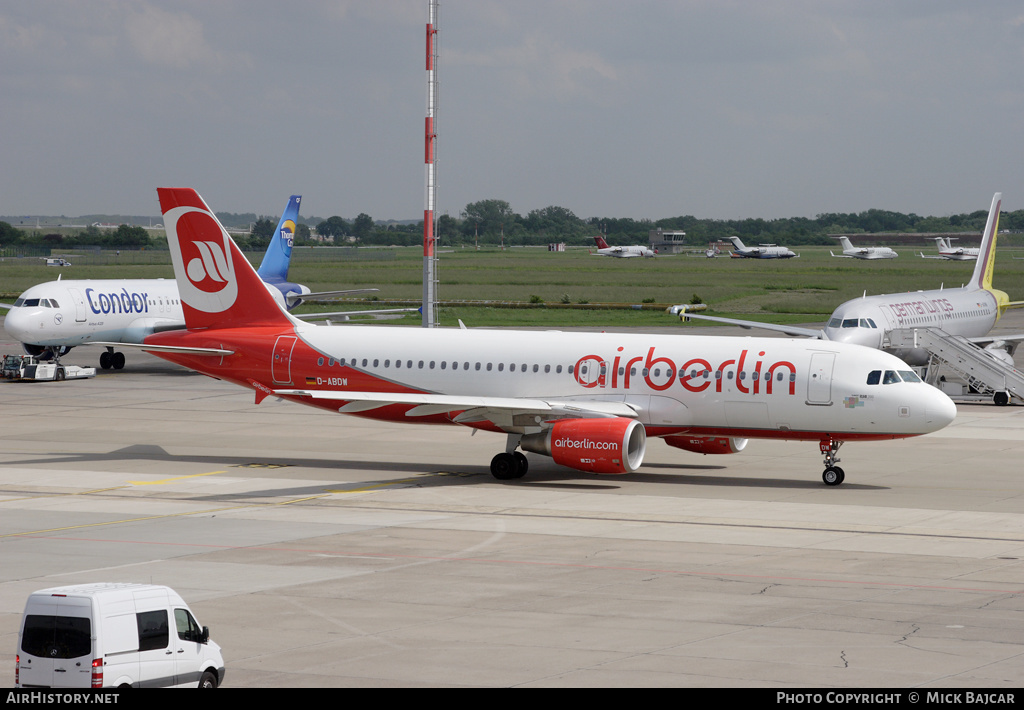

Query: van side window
[[137, 610, 169, 651], [175, 608, 202, 642]]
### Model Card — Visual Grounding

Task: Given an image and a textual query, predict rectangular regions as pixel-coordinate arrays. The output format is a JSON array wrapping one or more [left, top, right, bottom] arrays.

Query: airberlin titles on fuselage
[[298, 344, 799, 397], [573, 346, 796, 395]]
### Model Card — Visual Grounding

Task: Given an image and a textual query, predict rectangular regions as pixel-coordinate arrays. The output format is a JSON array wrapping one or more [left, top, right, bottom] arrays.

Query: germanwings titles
[[142, 188, 956, 486]]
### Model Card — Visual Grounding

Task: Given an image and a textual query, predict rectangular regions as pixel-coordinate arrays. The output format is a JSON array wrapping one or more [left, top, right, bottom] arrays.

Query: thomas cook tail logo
[[164, 206, 238, 313], [280, 220, 295, 249]]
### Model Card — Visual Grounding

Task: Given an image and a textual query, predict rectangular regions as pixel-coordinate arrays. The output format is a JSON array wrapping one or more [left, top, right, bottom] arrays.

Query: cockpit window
[[22, 298, 40, 307], [867, 318, 878, 328], [828, 318, 842, 328], [842, 318, 859, 328], [859, 319, 872, 328], [883, 370, 901, 384], [867, 370, 881, 385], [898, 370, 922, 383], [13, 298, 24, 307]]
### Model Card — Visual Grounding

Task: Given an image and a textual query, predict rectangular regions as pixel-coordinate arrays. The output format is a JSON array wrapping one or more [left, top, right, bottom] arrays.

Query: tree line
[[4, 199, 1024, 251]]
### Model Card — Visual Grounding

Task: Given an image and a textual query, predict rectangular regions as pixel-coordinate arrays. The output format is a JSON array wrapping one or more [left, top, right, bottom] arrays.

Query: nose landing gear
[[820, 438, 845, 486]]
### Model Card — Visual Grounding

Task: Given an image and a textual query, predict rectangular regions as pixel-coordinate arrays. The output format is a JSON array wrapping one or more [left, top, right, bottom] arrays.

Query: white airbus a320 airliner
[[133, 188, 956, 487]]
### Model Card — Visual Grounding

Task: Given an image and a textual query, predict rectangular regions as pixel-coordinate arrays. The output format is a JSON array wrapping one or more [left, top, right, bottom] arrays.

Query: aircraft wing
[[273, 389, 639, 426], [966, 334, 1024, 358], [0, 302, 14, 310], [679, 312, 825, 338], [294, 307, 421, 321], [285, 288, 379, 308], [830, 251, 852, 258]]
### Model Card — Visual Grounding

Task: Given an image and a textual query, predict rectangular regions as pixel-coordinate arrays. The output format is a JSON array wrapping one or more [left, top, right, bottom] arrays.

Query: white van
[[16, 583, 225, 688]]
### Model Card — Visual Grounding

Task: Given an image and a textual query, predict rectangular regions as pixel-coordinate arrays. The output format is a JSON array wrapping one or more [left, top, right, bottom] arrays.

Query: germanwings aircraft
[[134, 188, 956, 487], [727, 236, 797, 259], [830, 237, 898, 260], [2, 196, 384, 369], [591, 236, 656, 258], [920, 236, 979, 261], [684, 194, 1024, 368]]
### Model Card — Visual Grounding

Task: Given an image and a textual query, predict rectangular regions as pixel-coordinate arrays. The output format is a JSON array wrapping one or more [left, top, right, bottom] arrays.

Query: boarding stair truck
[[16, 583, 225, 688], [1, 354, 95, 381], [886, 327, 1024, 406]]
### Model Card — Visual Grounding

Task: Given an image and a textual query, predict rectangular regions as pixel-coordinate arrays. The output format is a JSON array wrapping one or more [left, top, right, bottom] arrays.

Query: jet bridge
[[885, 327, 1024, 405]]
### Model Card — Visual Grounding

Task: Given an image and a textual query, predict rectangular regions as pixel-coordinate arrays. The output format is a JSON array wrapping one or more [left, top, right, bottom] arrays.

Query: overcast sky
[[2, 1, 1023, 222]]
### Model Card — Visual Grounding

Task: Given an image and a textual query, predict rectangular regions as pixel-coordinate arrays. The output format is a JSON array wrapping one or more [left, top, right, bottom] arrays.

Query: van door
[[19, 606, 92, 687], [173, 608, 206, 687], [136, 609, 175, 688]]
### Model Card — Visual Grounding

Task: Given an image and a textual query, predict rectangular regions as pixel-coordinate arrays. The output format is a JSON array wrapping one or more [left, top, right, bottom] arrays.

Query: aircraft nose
[[829, 328, 878, 349], [924, 388, 957, 432], [3, 307, 33, 341]]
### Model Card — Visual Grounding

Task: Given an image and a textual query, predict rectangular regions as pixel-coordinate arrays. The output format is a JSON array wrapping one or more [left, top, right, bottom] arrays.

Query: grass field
[[4, 245, 1024, 328]]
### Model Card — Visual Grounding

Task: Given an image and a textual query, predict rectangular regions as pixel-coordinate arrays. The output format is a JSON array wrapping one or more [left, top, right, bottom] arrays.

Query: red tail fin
[[593, 235, 610, 249], [157, 188, 292, 330]]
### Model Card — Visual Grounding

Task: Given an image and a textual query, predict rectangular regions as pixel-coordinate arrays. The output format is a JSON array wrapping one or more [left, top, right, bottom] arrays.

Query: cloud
[[123, 3, 249, 71]]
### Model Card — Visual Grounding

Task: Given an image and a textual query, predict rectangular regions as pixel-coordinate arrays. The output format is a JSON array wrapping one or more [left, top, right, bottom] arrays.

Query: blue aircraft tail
[[256, 195, 301, 283]]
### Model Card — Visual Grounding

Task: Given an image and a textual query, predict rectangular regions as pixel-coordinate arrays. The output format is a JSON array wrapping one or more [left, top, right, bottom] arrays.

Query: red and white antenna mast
[[422, 0, 439, 327]]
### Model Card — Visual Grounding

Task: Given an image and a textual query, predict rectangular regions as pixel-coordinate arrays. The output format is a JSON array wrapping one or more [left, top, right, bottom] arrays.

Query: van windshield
[[21, 615, 92, 659]]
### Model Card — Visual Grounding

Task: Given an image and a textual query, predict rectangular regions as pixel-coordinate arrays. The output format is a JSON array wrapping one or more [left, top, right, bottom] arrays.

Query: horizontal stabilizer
[[93, 341, 234, 356]]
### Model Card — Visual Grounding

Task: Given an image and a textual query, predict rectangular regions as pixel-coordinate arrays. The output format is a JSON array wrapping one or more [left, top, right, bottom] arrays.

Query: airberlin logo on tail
[[164, 205, 238, 313]]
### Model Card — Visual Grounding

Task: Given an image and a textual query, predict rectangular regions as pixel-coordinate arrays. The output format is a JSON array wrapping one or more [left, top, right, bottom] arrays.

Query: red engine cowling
[[520, 418, 646, 474], [664, 435, 748, 455]]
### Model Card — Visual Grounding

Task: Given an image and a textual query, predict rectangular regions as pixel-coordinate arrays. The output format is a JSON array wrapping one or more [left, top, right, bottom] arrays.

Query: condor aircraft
[[684, 194, 1024, 368], [133, 188, 956, 487], [920, 236, 980, 261], [2, 196, 384, 369], [831, 237, 898, 260], [591, 235, 656, 258], [727, 236, 797, 259]]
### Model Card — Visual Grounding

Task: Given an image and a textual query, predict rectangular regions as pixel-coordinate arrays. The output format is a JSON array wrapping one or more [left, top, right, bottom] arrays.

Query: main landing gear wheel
[[822, 466, 845, 486], [100, 350, 126, 370], [490, 451, 528, 480]]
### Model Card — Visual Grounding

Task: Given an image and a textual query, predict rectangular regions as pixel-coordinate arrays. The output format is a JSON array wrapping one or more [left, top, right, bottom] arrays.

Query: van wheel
[[199, 671, 218, 688]]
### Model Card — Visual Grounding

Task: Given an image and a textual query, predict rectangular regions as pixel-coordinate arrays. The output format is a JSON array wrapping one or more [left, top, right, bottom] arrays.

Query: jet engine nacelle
[[520, 417, 646, 474], [664, 435, 748, 455], [983, 341, 1015, 367]]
